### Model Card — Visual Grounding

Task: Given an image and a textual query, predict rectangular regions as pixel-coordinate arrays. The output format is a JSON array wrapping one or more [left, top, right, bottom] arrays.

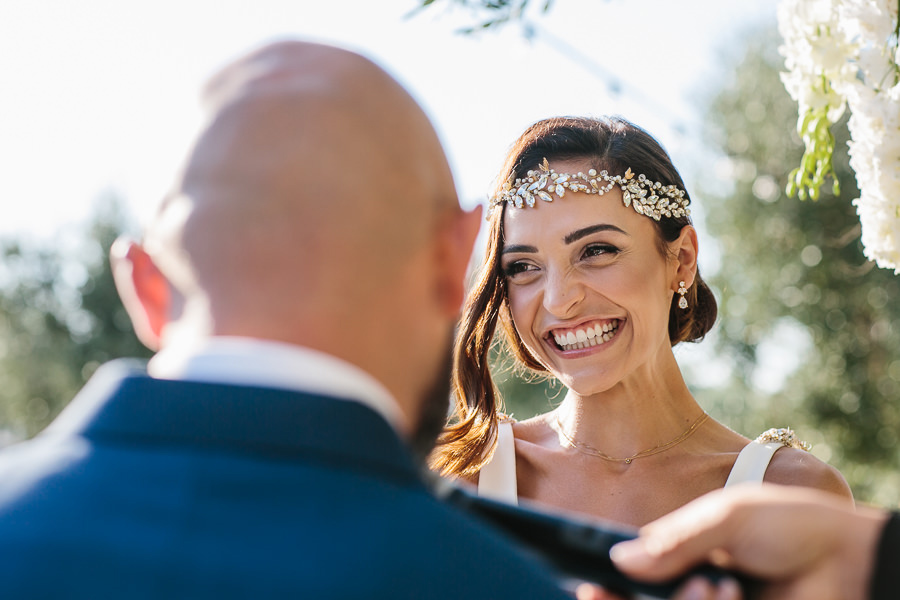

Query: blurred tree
[[489, 338, 562, 420], [0, 194, 151, 441], [696, 25, 900, 505]]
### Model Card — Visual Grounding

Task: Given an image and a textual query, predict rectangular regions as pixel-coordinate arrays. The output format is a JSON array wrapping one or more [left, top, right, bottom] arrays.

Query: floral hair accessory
[[490, 158, 690, 221]]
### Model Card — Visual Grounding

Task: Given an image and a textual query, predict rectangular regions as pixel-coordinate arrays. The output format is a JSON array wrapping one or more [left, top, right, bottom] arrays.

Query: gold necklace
[[552, 412, 710, 464]]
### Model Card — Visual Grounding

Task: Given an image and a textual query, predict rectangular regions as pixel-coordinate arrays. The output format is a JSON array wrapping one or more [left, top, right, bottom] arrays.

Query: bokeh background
[[3, 0, 899, 505]]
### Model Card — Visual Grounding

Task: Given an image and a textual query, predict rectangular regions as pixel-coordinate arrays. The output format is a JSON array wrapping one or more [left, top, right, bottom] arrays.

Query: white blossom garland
[[778, 0, 900, 271]]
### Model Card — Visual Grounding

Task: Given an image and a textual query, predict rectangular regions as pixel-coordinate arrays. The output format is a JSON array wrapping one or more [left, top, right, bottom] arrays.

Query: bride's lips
[[545, 318, 622, 353]]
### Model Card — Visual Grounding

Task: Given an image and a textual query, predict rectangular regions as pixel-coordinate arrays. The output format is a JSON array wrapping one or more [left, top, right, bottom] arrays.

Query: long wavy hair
[[430, 116, 718, 477]]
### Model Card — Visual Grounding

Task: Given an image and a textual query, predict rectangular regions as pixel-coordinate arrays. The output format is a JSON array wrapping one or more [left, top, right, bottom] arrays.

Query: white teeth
[[552, 320, 620, 352]]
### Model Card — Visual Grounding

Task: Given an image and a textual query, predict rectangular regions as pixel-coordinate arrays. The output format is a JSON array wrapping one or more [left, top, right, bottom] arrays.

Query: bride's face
[[499, 159, 677, 396]]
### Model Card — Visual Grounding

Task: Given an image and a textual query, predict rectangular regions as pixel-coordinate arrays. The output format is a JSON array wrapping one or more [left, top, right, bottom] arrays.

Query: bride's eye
[[583, 243, 618, 259], [502, 260, 536, 279]]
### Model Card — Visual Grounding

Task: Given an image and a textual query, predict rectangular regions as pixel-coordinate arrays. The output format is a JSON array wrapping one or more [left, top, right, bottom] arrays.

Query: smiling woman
[[431, 116, 853, 527]]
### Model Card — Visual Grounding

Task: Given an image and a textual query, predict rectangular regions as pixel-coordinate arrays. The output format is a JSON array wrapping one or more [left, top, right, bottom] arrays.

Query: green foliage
[[787, 104, 841, 201], [699, 26, 900, 505], [490, 339, 563, 419], [0, 195, 151, 440]]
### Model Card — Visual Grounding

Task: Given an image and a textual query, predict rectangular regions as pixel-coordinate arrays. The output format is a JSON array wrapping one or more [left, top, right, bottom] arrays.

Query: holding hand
[[575, 577, 740, 600], [602, 484, 887, 600]]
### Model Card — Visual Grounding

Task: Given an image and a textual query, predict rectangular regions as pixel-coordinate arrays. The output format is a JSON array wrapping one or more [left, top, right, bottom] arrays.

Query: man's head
[[111, 40, 481, 444]]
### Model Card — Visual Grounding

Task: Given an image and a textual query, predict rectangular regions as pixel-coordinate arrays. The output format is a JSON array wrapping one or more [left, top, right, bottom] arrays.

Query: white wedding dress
[[478, 421, 801, 505]]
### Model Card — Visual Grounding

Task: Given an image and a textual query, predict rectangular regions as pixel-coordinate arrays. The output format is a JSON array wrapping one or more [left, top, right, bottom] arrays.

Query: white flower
[[838, 0, 895, 42], [779, 0, 900, 271]]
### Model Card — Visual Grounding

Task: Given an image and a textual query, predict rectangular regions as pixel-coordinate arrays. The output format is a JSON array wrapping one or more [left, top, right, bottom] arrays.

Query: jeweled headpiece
[[490, 158, 691, 221]]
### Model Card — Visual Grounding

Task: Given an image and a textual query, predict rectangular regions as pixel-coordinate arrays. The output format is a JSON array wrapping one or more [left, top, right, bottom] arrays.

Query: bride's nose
[[541, 269, 585, 318]]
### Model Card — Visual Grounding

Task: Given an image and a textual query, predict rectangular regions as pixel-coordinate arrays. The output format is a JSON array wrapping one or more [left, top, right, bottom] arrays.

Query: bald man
[[0, 41, 573, 599]]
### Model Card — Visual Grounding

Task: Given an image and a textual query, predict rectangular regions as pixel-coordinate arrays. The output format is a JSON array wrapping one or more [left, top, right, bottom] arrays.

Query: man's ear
[[670, 225, 699, 290], [434, 204, 483, 316], [110, 237, 172, 351]]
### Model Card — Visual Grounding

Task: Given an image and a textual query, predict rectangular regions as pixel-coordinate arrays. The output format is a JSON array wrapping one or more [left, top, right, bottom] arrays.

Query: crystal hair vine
[[490, 158, 691, 221]]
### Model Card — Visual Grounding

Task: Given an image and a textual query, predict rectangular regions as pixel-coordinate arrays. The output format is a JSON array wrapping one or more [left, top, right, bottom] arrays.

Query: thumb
[[609, 494, 736, 581]]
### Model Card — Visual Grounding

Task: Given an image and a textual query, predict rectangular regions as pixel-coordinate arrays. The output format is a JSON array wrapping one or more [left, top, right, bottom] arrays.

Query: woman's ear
[[110, 237, 172, 351], [670, 225, 699, 290]]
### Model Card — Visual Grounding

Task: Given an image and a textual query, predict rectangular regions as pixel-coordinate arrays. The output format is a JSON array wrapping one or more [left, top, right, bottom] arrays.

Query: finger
[[610, 499, 737, 580], [714, 578, 742, 600], [573, 583, 621, 600], [611, 533, 737, 581], [671, 577, 716, 600], [667, 576, 743, 600], [610, 533, 732, 582]]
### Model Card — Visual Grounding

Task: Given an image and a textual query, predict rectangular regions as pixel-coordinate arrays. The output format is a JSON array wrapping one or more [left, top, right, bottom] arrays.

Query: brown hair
[[430, 116, 717, 477]]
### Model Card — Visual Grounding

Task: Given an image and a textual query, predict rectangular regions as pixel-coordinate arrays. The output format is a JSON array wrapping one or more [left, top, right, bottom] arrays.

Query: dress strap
[[477, 420, 518, 505], [724, 427, 811, 487], [723, 440, 783, 487]]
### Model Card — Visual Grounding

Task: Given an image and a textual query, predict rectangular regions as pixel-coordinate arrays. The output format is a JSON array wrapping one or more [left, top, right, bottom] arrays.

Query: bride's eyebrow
[[501, 244, 537, 255], [564, 223, 628, 245]]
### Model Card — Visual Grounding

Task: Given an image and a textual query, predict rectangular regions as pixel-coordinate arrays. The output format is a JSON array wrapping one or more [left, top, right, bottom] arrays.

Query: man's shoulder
[[0, 434, 95, 547], [385, 490, 570, 597], [0, 437, 570, 599]]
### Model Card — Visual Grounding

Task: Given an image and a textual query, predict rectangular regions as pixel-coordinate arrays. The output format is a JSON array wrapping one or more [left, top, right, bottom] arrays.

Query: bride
[[432, 116, 852, 526]]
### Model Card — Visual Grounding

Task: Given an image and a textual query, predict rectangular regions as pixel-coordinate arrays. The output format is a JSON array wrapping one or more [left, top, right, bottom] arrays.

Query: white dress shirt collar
[[147, 337, 408, 435]]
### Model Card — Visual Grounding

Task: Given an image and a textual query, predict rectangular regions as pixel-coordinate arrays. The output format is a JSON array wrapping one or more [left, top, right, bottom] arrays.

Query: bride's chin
[[552, 371, 618, 398], [567, 382, 617, 398]]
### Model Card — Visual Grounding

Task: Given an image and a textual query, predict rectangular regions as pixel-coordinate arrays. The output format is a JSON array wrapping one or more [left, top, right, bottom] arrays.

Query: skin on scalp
[[135, 41, 468, 431]]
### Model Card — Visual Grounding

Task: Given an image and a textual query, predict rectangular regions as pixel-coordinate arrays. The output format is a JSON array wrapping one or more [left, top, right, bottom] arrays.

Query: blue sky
[[1, 0, 780, 239]]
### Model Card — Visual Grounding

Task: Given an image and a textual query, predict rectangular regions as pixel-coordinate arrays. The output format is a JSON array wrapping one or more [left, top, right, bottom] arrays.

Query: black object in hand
[[441, 485, 759, 599]]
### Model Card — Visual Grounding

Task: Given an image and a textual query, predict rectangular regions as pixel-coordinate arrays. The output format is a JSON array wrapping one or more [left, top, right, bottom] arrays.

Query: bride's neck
[[553, 370, 704, 459]]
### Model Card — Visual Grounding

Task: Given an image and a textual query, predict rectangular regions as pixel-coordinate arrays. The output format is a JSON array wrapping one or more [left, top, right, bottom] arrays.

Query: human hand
[[574, 576, 741, 600], [607, 484, 887, 600], [572, 582, 625, 600]]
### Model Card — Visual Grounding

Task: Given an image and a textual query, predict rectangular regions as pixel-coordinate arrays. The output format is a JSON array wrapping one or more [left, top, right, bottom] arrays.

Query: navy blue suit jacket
[[0, 360, 570, 599]]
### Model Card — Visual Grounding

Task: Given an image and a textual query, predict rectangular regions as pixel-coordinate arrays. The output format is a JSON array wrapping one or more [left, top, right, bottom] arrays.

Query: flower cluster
[[778, 0, 900, 271]]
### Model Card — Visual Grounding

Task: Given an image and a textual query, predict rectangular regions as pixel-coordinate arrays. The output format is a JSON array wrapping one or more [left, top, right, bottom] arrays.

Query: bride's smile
[[549, 318, 620, 352], [500, 159, 678, 394]]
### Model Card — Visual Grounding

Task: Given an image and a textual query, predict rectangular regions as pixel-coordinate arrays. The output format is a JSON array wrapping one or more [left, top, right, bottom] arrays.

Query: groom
[[0, 40, 573, 598]]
